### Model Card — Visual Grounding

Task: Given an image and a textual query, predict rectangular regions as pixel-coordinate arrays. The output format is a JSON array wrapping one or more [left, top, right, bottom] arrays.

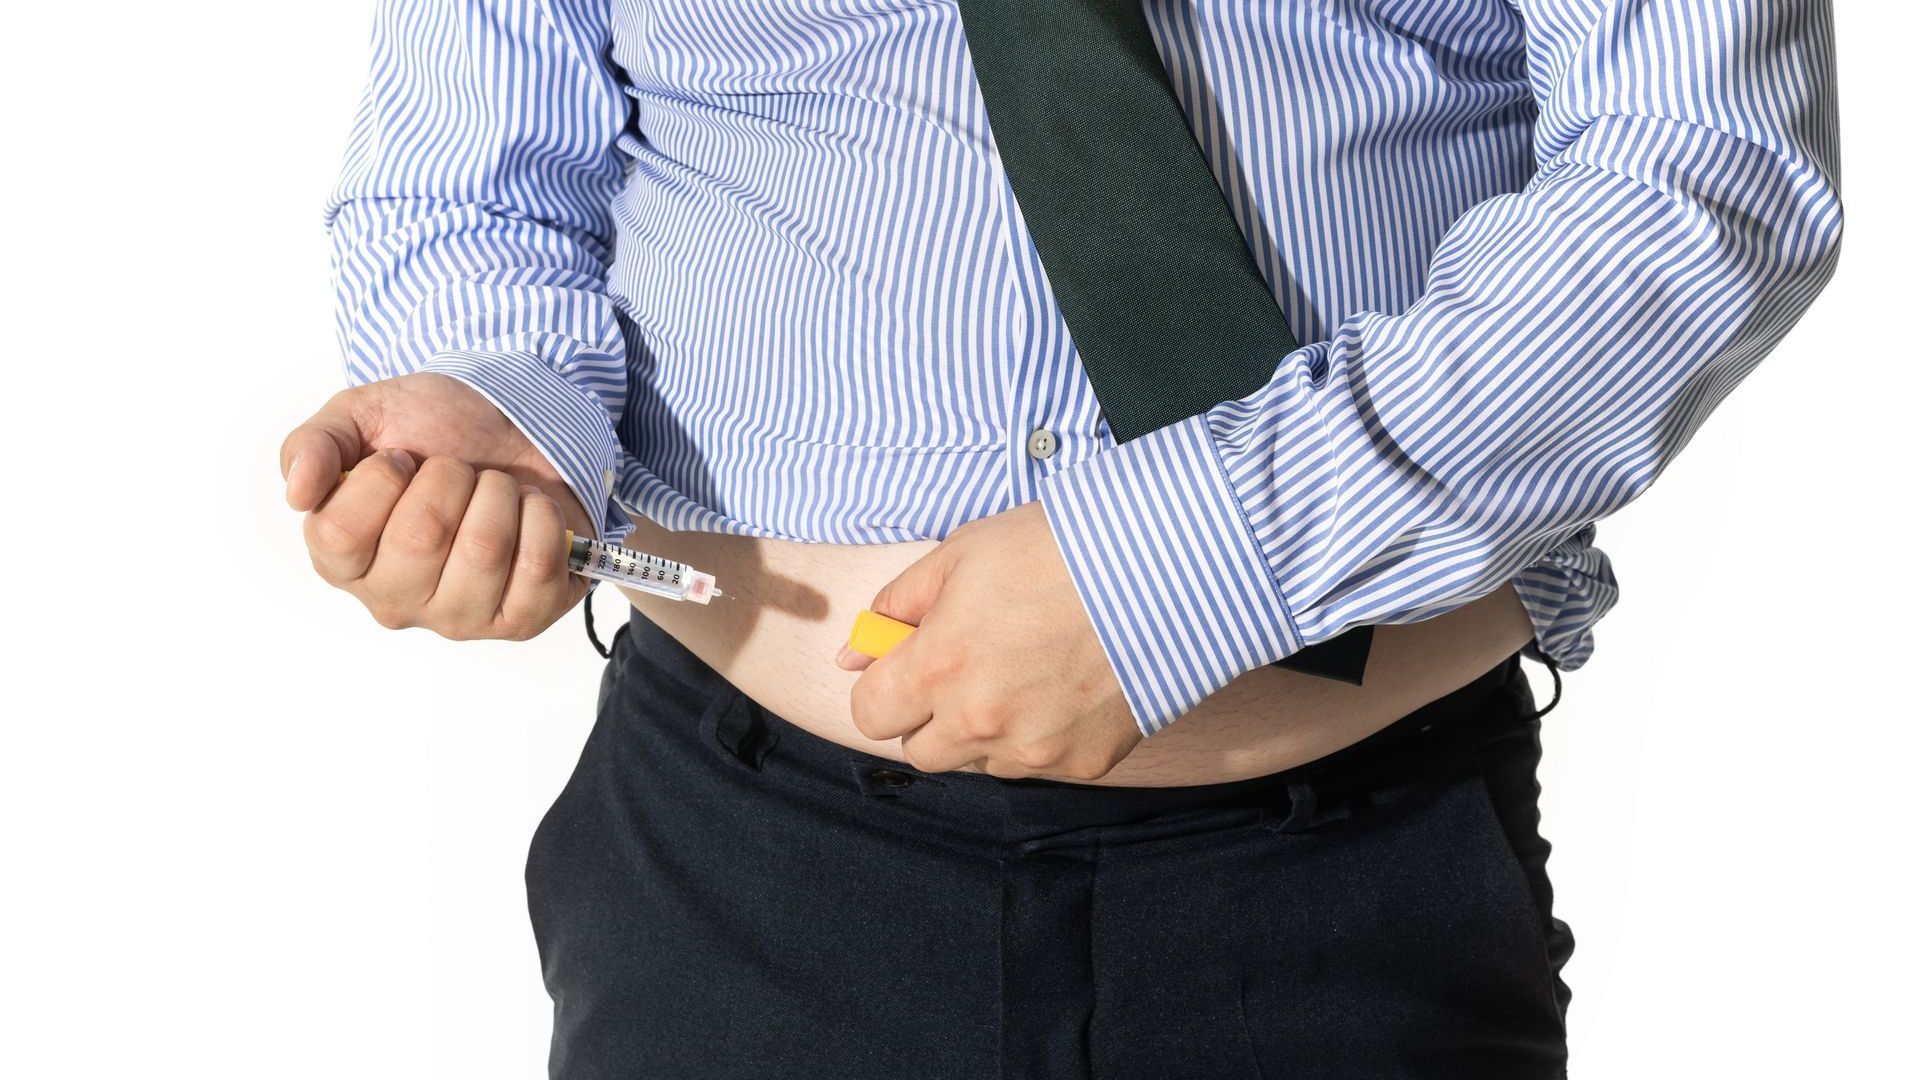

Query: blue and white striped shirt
[[324, 0, 1841, 736]]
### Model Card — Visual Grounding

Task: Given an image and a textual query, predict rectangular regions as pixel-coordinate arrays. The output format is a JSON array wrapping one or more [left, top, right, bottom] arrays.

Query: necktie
[[957, 0, 1372, 682]]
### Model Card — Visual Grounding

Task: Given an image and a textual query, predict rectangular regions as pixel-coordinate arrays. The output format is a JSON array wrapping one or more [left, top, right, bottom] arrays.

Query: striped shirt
[[324, 0, 1842, 736]]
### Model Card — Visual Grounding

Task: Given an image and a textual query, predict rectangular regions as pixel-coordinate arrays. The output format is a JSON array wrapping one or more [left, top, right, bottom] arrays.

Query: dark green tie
[[957, 0, 1372, 681]]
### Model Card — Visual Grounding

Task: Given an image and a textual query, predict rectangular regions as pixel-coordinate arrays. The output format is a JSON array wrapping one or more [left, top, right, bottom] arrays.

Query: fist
[[838, 501, 1142, 781], [279, 372, 593, 641]]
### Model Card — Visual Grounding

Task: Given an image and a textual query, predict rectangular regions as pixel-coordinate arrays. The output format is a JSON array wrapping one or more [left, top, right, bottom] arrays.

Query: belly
[[615, 514, 1536, 788]]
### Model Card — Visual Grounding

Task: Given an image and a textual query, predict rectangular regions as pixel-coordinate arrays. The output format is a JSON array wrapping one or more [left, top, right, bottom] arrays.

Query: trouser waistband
[[618, 604, 1536, 843]]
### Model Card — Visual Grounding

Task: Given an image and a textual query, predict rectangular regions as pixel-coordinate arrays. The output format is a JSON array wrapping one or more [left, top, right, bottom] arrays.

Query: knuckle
[[493, 599, 556, 642], [365, 601, 409, 631], [306, 549, 335, 582], [957, 707, 1006, 741], [309, 518, 376, 568], [1009, 741, 1059, 771], [515, 537, 566, 580], [309, 513, 369, 560], [391, 511, 454, 556], [458, 527, 515, 571], [920, 646, 966, 686], [496, 615, 541, 642]]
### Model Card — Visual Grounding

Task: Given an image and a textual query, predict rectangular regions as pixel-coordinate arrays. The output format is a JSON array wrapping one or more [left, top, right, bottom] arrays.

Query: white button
[[1026, 428, 1057, 460]]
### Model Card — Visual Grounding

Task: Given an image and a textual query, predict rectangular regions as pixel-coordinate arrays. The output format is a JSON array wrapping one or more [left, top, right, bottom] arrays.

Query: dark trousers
[[525, 608, 1574, 1079]]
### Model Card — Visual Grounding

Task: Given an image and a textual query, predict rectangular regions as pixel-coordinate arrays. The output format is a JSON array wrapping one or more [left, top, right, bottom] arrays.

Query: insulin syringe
[[564, 530, 725, 604], [328, 468, 723, 604]]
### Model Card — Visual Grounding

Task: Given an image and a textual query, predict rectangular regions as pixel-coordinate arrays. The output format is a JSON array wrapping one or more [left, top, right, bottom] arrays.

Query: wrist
[[1033, 416, 1302, 735], [418, 349, 630, 545]]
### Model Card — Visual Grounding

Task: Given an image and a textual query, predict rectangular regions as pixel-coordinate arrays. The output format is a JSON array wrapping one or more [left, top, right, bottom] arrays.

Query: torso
[[616, 514, 1537, 788], [595, 5, 1593, 692]]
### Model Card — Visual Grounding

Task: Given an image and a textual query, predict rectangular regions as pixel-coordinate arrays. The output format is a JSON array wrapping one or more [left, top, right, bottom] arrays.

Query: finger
[[425, 469, 522, 637], [304, 447, 417, 584], [497, 485, 587, 640], [363, 456, 477, 610], [281, 391, 366, 511], [866, 541, 960, 627], [848, 630, 942, 742], [836, 643, 875, 671], [898, 724, 980, 775]]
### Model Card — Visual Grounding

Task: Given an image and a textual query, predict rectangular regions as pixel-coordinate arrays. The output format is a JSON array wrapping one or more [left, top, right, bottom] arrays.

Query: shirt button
[[869, 768, 916, 789], [1026, 428, 1057, 460]]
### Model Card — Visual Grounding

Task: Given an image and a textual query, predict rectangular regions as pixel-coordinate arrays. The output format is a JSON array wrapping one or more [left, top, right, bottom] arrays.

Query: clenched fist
[[280, 371, 593, 640]]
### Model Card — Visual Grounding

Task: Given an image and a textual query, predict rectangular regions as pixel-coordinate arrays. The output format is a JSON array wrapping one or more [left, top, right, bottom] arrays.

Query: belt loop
[[1272, 776, 1319, 833], [1264, 774, 1354, 833], [703, 688, 777, 771]]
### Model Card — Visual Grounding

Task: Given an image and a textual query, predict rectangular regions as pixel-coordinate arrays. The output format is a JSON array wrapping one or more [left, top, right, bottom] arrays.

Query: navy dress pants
[[525, 607, 1574, 1079]]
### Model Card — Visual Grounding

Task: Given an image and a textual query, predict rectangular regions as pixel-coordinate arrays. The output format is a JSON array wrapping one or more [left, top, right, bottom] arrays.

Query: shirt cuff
[[1512, 523, 1617, 671], [1034, 415, 1304, 736], [418, 349, 632, 545]]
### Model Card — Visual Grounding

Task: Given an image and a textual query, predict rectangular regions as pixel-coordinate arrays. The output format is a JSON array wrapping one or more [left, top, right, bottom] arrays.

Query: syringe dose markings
[[590, 549, 685, 587]]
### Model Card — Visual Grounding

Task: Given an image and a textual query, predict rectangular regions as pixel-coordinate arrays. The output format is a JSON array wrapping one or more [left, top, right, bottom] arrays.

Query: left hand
[[836, 501, 1142, 781]]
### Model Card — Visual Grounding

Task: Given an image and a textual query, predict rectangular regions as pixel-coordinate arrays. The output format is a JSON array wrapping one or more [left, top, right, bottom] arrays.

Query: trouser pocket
[[1463, 714, 1577, 1028], [1232, 726, 1569, 1078], [522, 624, 747, 1078]]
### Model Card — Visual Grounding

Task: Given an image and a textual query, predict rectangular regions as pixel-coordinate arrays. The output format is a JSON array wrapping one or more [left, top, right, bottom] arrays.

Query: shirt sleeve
[[1036, 0, 1843, 736], [323, 0, 635, 544]]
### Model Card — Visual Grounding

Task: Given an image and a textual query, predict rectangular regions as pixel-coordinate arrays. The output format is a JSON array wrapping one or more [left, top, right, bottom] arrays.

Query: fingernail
[[383, 447, 416, 477], [835, 644, 854, 665], [518, 484, 543, 498]]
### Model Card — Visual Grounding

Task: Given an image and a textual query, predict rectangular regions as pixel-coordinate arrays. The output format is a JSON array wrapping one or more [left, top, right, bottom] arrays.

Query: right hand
[[279, 371, 595, 640]]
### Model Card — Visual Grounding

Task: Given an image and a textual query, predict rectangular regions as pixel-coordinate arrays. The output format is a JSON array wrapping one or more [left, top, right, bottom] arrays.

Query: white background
[[3, 3, 1914, 1076]]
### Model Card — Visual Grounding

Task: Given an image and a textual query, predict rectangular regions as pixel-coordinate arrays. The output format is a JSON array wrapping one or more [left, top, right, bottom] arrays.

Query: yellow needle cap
[[847, 609, 916, 659]]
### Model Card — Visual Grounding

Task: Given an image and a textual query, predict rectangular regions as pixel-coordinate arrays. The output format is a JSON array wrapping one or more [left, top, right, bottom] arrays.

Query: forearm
[[1040, 0, 1841, 736], [324, 0, 636, 541]]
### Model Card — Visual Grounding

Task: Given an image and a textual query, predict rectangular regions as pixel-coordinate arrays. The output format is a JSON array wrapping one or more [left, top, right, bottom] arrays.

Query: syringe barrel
[[565, 533, 718, 604]]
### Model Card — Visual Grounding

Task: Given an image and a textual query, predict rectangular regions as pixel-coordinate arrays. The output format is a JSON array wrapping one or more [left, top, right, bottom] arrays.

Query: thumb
[[280, 389, 370, 511], [835, 541, 961, 671], [838, 547, 955, 672], [867, 542, 960, 628]]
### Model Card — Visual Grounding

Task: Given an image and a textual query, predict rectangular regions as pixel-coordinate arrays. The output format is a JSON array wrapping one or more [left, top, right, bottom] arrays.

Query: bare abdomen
[[616, 514, 1535, 788]]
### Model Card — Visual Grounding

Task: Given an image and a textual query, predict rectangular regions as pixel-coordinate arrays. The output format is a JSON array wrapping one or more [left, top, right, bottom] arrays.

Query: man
[[283, 0, 1839, 1076]]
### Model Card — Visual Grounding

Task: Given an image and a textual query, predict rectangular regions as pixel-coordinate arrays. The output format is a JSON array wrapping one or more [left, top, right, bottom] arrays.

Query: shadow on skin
[[615, 518, 834, 672]]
